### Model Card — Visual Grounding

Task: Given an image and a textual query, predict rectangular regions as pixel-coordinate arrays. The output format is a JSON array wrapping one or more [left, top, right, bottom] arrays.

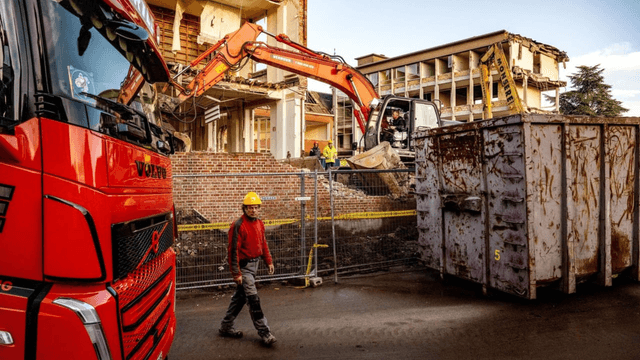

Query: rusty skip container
[[414, 114, 640, 299]]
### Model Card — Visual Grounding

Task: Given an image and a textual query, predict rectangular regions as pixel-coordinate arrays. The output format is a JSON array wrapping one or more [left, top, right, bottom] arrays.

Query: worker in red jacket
[[219, 192, 277, 346]]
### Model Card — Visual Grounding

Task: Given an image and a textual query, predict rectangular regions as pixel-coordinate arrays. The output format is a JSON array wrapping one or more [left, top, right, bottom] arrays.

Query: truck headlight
[[0, 331, 13, 345], [53, 298, 112, 360]]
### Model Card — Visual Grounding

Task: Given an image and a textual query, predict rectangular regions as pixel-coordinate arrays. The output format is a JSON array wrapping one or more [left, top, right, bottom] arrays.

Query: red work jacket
[[228, 214, 273, 277]]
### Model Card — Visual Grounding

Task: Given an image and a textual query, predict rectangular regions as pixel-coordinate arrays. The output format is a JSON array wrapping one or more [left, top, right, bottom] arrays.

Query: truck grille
[[112, 250, 175, 360], [112, 213, 174, 281]]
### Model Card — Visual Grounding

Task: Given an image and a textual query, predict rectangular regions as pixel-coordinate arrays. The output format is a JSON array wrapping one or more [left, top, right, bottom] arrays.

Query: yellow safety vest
[[323, 145, 337, 163]]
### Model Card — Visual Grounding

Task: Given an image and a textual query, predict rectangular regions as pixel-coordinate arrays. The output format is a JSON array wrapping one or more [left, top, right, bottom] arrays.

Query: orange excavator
[[159, 22, 446, 160]]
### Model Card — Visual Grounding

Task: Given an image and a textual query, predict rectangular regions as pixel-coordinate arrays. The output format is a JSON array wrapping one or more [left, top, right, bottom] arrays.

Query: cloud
[[611, 89, 640, 98], [559, 43, 640, 116]]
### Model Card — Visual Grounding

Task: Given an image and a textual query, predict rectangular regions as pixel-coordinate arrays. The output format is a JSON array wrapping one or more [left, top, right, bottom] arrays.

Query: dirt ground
[[169, 268, 640, 360]]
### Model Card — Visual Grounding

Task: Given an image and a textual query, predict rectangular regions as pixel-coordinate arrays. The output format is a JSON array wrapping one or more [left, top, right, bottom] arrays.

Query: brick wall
[[171, 152, 415, 225]]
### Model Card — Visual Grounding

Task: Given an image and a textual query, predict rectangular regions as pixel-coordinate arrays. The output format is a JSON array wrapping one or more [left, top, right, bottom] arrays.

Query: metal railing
[[174, 168, 417, 290]]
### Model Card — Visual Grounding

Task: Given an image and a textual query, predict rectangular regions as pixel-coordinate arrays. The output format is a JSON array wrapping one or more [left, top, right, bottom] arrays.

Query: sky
[[306, 0, 640, 116]]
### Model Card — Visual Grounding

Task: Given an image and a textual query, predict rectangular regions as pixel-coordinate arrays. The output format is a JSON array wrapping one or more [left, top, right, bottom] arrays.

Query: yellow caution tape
[[263, 218, 299, 227], [178, 222, 230, 231], [177, 210, 416, 232]]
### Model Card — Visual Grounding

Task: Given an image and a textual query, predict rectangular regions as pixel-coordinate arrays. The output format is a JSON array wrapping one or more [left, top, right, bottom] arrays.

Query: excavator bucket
[[346, 142, 410, 197]]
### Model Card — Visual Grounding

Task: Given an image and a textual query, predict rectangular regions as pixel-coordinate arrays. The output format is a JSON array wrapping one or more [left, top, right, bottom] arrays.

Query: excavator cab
[[363, 95, 441, 159]]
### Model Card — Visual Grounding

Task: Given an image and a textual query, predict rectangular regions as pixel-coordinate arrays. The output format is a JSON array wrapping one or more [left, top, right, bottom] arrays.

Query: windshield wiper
[[80, 92, 142, 116], [81, 92, 149, 141]]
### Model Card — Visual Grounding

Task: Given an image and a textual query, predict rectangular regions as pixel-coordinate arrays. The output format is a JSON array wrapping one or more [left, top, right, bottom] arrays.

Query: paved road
[[170, 269, 640, 360]]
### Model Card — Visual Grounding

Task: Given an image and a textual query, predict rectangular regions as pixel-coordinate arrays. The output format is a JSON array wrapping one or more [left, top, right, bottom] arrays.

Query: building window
[[407, 63, 419, 81], [380, 70, 391, 86], [367, 73, 379, 87], [335, 91, 353, 151], [394, 66, 405, 83]]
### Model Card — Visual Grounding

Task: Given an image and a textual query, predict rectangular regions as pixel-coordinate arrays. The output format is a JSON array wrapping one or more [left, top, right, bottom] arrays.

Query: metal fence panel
[[174, 169, 417, 290]]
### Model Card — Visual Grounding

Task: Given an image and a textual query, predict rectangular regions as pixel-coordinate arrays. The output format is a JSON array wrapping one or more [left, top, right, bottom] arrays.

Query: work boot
[[219, 328, 243, 338], [260, 332, 276, 346]]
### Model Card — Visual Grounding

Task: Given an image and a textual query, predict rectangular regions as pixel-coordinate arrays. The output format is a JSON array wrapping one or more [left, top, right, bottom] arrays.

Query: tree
[[549, 64, 628, 117]]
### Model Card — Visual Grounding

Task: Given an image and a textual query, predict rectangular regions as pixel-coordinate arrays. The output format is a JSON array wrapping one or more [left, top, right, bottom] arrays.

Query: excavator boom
[[173, 22, 379, 133]]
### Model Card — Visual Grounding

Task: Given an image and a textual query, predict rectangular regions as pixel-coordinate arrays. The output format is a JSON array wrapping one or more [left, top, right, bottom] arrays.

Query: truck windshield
[[41, 0, 132, 108], [38, 0, 172, 153]]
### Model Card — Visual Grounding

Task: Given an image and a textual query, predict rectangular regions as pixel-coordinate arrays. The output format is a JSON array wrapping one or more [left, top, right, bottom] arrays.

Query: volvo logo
[[151, 230, 161, 254], [135, 160, 167, 179]]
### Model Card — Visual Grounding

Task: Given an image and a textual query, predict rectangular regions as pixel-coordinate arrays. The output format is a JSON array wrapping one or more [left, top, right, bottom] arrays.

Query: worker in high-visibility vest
[[322, 140, 337, 170]]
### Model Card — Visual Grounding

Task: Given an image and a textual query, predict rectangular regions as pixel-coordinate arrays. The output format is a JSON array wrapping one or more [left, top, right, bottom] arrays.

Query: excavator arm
[[479, 43, 524, 119], [171, 22, 379, 133]]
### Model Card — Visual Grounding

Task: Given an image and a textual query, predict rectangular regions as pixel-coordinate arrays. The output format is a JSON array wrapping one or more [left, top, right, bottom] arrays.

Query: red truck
[[0, 0, 177, 359]]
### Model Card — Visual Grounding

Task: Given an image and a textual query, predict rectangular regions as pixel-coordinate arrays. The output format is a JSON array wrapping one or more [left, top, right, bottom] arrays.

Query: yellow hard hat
[[328, 140, 333, 144], [243, 191, 262, 205]]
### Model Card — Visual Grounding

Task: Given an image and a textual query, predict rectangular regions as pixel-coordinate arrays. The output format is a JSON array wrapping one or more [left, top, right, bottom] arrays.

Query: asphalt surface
[[169, 269, 640, 360]]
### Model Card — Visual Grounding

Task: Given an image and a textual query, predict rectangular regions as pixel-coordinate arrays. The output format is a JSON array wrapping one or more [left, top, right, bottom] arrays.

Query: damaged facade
[[355, 30, 569, 122], [147, 0, 330, 158]]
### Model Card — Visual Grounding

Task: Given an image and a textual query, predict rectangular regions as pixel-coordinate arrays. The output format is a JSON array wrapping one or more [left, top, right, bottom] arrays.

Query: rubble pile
[[318, 175, 369, 199]]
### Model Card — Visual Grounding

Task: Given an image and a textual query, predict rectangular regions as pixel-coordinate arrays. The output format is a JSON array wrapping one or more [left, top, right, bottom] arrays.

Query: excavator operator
[[382, 110, 406, 144]]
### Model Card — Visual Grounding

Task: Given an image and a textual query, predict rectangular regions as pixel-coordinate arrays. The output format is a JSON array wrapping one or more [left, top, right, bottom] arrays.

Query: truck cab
[[1, 0, 176, 359]]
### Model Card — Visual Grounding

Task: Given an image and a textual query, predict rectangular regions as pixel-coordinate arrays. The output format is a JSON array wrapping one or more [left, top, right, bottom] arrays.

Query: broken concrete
[[346, 142, 410, 197]]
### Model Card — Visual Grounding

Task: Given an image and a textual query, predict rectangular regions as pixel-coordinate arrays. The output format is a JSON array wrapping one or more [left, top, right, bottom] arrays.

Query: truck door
[[0, 0, 43, 281], [1, 2, 44, 359]]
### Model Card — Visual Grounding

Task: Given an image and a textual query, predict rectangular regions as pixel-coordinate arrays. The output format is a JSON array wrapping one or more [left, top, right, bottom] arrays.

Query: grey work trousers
[[220, 259, 270, 335]]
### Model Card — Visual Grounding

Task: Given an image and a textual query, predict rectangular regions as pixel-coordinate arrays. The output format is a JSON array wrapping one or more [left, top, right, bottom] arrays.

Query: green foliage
[[547, 64, 628, 117]]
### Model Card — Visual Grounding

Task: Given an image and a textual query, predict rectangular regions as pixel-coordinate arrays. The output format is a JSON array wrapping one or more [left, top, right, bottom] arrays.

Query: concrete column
[[451, 57, 456, 122], [434, 60, 440, 101], [287, 94, 303, 158], [267, 3, 295, 84], [251, 110, 255, 152], [243, 107, 252, 152], [555, 88, 560, 113], [270, 102, 282, 157], [270, 92, 303, 159], [468, 51, 475, 122], [256, 117, 261, 153], [404, 65, 408, 98], [228, 110, 242, 153], [523, 74, 528, 108], [419, 63, 424, 100], [212, 120, 217, 152], [391, 68, 395, 96], [207, 121, 215, 151]]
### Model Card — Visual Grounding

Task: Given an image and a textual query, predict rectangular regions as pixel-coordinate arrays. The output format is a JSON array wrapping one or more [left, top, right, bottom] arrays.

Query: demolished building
[[147, 0, 332, 158], [353, 30, 570, 123]]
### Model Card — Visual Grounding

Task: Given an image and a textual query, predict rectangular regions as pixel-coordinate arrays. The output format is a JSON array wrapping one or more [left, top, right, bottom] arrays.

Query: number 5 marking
[[495, 249, 501, 261]]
